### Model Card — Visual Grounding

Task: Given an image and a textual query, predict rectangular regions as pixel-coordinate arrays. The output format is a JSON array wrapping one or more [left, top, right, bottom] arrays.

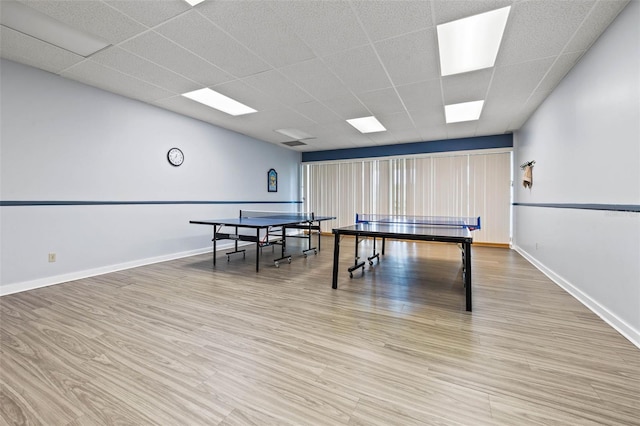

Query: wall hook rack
[[520, 160, 535, 170]]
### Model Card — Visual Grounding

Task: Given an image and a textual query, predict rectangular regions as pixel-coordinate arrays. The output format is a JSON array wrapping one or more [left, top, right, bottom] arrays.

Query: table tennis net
[[239, 210, 315, 221], [356, 214, 480, 230]]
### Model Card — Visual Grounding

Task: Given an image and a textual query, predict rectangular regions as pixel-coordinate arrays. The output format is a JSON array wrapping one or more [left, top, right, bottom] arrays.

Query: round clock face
[[167, 148, 184, 166]]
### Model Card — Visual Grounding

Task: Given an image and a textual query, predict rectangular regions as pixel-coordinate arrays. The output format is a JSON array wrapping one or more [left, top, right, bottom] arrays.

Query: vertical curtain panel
[[302, 151, 511, 244]]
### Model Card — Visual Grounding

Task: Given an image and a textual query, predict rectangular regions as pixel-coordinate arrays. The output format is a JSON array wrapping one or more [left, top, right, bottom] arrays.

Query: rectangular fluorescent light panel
[[0, 1, 110, 57], [184, 0, 206, 6], [445, 100, 485, 123], [437, 6, 511, 76], [346, 116, 386, 133], [182, 88, 257, 116], [275, 128, 314, 140]]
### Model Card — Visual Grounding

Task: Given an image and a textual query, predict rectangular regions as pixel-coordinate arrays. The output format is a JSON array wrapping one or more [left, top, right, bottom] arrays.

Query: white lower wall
[[0, 59, 301, 294], [513, 206, 639, 345], [513, 2, 639, 346]]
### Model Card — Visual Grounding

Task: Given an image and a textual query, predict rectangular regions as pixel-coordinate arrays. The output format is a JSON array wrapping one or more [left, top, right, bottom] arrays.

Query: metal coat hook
[[520, 160, 535, 170]]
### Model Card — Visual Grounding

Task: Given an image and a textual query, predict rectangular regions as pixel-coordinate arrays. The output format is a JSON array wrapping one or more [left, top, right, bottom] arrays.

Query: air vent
[[282, 141, 307, 147]]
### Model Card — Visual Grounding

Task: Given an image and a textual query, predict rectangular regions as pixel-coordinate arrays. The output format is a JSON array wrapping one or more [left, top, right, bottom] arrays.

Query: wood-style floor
[[1, 236, 638, 425]]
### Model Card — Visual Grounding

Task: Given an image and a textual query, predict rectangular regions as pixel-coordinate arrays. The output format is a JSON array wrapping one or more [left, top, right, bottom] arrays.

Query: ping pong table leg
[[464, 241, 472, 311], [282, 225, 286, 258], [301, 221, 320, 257], [332, 232, 340, 289], [367, 237, 380, 265], [274, 226, 293, 267], [347, 234, 366, 278], [213, 228, 217, 267], [256, 228, 260, 272]]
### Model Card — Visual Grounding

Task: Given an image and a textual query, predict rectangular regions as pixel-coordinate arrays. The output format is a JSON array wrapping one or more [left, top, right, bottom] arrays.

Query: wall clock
[[167, 148, 184, 166]]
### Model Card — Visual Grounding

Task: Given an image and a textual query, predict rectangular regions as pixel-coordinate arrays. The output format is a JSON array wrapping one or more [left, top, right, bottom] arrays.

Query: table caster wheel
[[304, 253, 307, 258], [349, 272, 353, 278], [275, 261, 279, 268], [288, 257, 292, 264], [369, 261, 373, 266], [314, 249, 317, 255]]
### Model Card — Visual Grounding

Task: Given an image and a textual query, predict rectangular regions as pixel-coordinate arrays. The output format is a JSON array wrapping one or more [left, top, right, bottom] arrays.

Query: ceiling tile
[[409, 104, 447, 128], [322, 94, 368, 120], [120, 31, 234, 87], [416, 124, 448, 142], [564, 0, 629, 53], [366, 131, 398, 146], [476, 119, 509, 136], [19, 0, 145, 44], [396, 79, 443, 111], [105, 0, 190, 28], [357, 88, 407, 117], [197, 0, 315, 68], [376, 111, 422, 143], [241, 69, 314, 106], [445, 120, 479, 139], [154, 10, 270, 78], [352, 0, 434, 42], [292, 101, 341, 125], [0, 26, 84, 73], [534, 51, 584, 95], [323, 45, 392, 94], [61, 60, 174, 103], [301, 122, 356, 139], [279, 58, 350, 101], [374, 28, 440, 86], [267, 0, 369, 56], [392, 127, 424, 144], [442, 68, 493, 105], [497, 0, 594, 67], [432, 0, 514, 25], [90, 46, 197, 94], [489, 57, 555, 107], [237, 108, 316, 132]]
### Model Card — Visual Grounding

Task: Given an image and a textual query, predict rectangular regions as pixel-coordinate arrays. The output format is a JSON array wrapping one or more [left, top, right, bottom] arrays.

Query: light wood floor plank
[[1, 237, 638, 425]]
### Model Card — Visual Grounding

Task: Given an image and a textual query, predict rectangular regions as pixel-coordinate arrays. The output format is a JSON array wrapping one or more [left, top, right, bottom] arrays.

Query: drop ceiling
[[0, 0, 629, 152]]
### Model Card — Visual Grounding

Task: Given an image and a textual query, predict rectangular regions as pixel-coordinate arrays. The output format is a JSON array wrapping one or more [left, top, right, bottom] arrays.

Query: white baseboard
[[513, 245, 640, 350], [0, 246, 215, 296]]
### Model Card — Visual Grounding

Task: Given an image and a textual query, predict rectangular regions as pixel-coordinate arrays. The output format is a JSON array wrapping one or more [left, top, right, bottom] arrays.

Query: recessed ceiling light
[[184, 0, 206, 6], [445, 100, 485, 123], [0, 1, 110, 57], [346, 116, 386, 133], [182, 88, 257, 116], [437, 6, 511, 76], [275, 128, 314, 140]]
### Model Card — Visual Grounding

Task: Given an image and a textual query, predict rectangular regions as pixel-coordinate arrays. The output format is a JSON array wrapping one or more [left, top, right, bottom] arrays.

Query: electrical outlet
[[48, 253, 56, 262]]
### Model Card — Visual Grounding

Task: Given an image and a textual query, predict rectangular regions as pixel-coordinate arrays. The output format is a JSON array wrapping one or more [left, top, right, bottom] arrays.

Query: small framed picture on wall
[[268, 168, 278, 192]]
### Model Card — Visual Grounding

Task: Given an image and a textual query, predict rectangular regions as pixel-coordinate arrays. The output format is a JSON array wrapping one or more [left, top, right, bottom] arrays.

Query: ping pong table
[[331, 214, 480, 311], [190, 210, 335, 272]]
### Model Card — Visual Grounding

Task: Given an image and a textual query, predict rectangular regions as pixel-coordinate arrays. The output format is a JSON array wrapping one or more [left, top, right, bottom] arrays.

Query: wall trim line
[[513, 202, 640, 212], [0, 200, 303, 207]]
